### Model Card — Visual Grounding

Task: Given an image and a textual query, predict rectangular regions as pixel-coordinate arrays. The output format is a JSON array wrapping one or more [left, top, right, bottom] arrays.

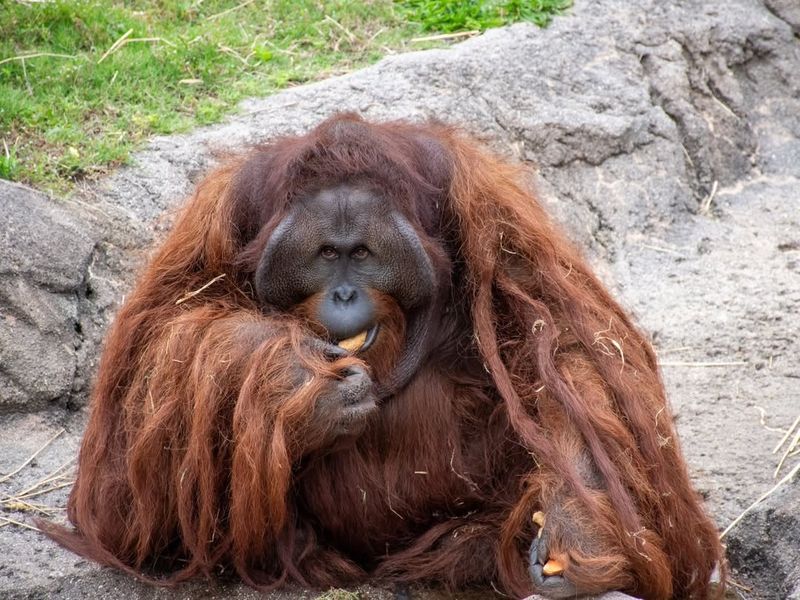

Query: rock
[[0, 181, 96, 409], [726, 480, 800, 599], [765, 0, 800, 34], [1, 0, 799, 597]]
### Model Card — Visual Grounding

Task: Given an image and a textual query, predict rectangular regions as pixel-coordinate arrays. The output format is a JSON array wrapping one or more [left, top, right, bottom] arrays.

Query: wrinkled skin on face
[[254, 183, 441, 398]]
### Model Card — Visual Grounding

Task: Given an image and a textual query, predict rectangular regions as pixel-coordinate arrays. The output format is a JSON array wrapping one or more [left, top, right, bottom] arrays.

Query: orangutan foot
[[529, 511, 578, 599]]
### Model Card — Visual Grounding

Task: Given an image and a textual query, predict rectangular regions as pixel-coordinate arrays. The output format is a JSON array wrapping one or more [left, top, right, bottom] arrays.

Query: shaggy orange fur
[[43, 114, 724, 598]]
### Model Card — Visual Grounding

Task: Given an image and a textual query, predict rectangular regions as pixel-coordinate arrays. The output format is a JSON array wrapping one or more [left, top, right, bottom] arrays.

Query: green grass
[[0, 0, 570, 194], [405, 0, 570, 31]]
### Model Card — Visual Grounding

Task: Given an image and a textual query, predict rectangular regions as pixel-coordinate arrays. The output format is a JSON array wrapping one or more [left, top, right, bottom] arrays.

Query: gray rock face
[[765, 0, 800, 34], [726, 481, 800, 599], [0, 182, 96, 409], [0, 0, 798, 598]]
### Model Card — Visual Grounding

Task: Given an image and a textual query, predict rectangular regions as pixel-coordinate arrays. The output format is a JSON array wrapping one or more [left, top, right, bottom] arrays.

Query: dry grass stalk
[[0, 516, 40, 532], [175, 274, 226, 305], [0, 52, 76, 67], [773, 414, 800, 454], [0, 428, 64, 484], [13, 480, 74, 502], [774, 426, 800, 479], [720, 461, 800, 539], [15, 457, 75, 498], [700, 180, 719, 214], [1, 448, 75, 517], [411, 30, 480, 43], [98, 28, 133, 63], [324, 15, 356, 43], [640, 243, 686, 257]]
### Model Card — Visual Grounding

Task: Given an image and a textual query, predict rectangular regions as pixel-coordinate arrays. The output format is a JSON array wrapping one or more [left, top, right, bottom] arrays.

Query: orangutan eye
[[350, 246, 370, 260], [320, 246, 339, 260]]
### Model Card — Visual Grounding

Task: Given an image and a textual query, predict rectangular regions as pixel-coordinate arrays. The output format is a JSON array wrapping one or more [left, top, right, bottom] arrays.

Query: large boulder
[[0, 182, 96, 409]]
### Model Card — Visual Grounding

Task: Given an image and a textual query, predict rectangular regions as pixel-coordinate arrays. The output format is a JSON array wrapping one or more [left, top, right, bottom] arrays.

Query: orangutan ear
[[401, 126, 455, 239], [227, 143, 299, 248], [413, 128, 454, 194]]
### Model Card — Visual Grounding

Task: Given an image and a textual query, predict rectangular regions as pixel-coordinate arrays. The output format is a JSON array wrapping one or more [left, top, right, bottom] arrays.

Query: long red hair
[[43, 114, 723, 598]]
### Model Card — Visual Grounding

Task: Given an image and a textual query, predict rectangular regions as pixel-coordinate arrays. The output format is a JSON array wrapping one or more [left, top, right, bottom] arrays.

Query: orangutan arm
[[526, 352, 672, 599], [136, 305, 377, 457], [58, 302, 376, 575]]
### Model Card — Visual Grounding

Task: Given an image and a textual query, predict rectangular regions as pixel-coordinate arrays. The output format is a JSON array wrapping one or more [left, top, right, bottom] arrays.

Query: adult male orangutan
[[44, 113, 724, 599]]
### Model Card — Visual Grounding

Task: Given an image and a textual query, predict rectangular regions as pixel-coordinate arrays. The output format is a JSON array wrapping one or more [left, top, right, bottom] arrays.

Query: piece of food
[[543, 559, 564, 576], [338, 330, 367, 353], [532, 510, 546, 538]]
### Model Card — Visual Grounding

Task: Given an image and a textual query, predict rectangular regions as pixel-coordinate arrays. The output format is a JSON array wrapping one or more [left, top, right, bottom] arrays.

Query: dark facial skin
[[255, 184, 437, 344]]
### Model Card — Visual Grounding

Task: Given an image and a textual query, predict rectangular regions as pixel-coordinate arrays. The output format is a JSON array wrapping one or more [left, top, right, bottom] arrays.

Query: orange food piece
[[338, 331, 367, 352], [542, 559, 564, 576]]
